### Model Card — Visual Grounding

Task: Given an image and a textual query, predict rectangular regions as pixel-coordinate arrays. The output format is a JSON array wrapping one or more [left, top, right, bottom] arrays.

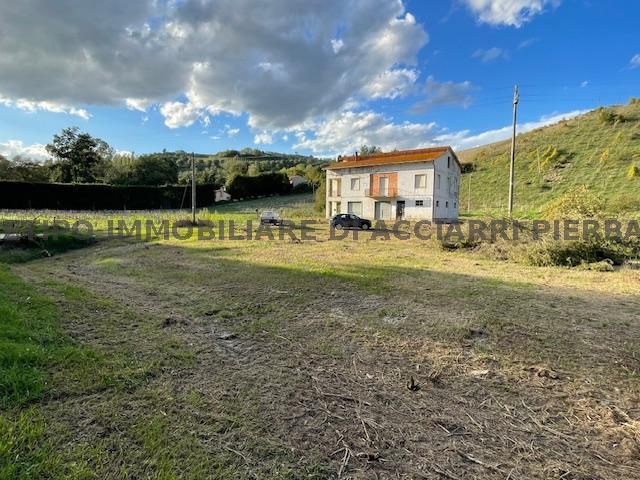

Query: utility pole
[[191, 152, 196, 224], [508, 84, 519, 219]]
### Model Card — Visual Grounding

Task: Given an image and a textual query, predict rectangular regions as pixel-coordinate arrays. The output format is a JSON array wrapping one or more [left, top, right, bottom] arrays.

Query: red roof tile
[[325, 147, 455, 170]]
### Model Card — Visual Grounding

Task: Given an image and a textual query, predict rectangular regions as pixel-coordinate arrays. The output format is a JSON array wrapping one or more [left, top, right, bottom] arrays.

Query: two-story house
[[325, 146, 461, 222]]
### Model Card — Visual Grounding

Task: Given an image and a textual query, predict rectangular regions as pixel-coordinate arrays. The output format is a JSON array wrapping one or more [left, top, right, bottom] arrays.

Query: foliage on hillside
[[459, 100, 640, 216]]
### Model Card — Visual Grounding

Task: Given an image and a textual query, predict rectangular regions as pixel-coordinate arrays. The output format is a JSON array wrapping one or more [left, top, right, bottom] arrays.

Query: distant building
[[324, 147, 461, 222], [215, 186, 231, 202], [288, 175, 307, 187]]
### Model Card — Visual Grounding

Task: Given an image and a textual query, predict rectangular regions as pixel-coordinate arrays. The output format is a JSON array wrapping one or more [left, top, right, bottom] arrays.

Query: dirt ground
[[12, 230, 640, 479]]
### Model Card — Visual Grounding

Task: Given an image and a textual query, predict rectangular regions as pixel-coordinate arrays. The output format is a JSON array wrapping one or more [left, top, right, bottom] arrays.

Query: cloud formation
[[0, 140, 50, 161], [472, 47, 509, 63], [462, 0, 561, 27], [0, 0, 428, 131], [630, 54, 640, 69], [412, 76, 475, 113], [0, 97, 90, 119], [294, 109, 586, 156]]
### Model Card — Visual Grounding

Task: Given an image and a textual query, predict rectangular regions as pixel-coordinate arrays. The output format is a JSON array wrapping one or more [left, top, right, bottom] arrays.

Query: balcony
[[365, 186, 397, 199]]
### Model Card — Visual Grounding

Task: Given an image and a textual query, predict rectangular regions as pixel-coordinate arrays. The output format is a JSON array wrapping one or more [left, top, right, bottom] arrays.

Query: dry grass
[[2, 219, 638, 478]]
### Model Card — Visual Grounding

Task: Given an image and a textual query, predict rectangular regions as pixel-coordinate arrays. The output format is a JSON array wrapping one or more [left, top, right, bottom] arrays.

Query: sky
[[0, 0, 639, 161]]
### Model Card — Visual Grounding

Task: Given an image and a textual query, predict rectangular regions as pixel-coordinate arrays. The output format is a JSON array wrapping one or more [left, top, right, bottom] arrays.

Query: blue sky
[[0, 0, 638, 160]]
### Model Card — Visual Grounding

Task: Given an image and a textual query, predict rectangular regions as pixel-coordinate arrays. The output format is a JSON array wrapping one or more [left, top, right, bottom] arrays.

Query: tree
[[359, 145, 382, 156], [223, 157, 248, 184], [46, 127, 114, 183], [105, 154, 178, 185]]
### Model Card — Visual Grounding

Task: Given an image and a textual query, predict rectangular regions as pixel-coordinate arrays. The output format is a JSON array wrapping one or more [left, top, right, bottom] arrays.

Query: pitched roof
[[325, 147, 457, 170]]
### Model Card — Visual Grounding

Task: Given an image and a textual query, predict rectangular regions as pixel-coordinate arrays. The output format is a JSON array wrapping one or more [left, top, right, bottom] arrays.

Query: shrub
[[525, 239, 637, 267], [628, 164, 639, 179], [314, 180, 326, 213], [629, 97, 640, 105], [596, 107, 624, 125], [226, 172, 292, 199], [543, 186, 605, 219]]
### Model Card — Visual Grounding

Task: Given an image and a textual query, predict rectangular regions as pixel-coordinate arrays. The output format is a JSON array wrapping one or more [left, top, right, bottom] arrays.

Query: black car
[[330, 214, 372, 230]]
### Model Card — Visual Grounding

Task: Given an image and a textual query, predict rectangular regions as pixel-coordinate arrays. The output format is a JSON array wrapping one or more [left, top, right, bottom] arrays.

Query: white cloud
[[125, 98, 152, 112], [293, 110, 438, 155], [472, 47, 509, 63], [254, 132, 273, 144], [580, 80, 589, 88], [462, 0, 561, 27], [0, 0, 428, 130], [412, 76, 475, 113], [630, 54, 640, 69], [226, 127, 240, 137], [0, 140, 51, 161], [361, 68, 419, 100], [436, 109, 587, 151], [331, 39, 344, 54], [159, 101, 201, 128], [0, 97, 90, 119], [518, 38, 538, 49], [294, 108, 587, 156]]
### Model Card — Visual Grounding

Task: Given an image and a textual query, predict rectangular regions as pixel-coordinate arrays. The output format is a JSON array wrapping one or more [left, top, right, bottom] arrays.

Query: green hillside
[[458, 100, 640, 217]]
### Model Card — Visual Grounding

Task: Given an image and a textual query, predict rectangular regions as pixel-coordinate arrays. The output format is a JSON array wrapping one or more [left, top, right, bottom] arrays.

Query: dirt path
[[15, 240, 640, 479]]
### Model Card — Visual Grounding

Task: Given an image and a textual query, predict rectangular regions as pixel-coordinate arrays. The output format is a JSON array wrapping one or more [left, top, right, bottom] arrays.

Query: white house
[[288, 175, 307, 187], [325, 147, 461, 222]]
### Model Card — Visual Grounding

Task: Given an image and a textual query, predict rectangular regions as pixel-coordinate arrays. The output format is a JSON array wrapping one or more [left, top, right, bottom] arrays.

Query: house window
[[415, 200, 424, 207], [446, 201, 449, 208], [347, 201, 363, 216], [447, 156, 451, 168], [350, 177, 360, 191], [414, 174, 427, 190], [437, 174, 441, 190], [330, 179, 341, 197], [436, 200, 440, 207], [454, 202, 457, 208]]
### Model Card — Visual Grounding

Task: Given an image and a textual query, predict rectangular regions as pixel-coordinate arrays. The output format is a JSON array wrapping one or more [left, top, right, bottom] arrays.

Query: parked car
[[259, 211, 282, 225], [330, 214, 372, 230]]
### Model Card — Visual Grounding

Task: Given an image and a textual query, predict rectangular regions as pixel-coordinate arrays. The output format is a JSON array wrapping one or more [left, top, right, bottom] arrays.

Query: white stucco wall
[[326, 149, 461, 222]]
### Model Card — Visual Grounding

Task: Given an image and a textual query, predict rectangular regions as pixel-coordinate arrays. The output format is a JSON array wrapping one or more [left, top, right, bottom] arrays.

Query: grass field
[[459, 101, 640, 217], [1, 196, 640, 479]]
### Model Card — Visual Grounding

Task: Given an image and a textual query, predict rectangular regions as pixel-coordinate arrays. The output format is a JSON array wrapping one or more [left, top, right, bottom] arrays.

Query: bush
[[629, 97, 640, 105], [543, 186, 605, 219], [596, 107, 624, 125], [314, 180, 326, 213], [627, 164, 639, 179], [524, 239, 638, 267], [0, 181, 218, 210]]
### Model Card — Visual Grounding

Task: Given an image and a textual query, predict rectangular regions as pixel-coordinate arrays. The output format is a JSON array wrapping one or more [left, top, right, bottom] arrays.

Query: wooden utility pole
[[191, 152, 196, 224], [508, 84, 519, 219]]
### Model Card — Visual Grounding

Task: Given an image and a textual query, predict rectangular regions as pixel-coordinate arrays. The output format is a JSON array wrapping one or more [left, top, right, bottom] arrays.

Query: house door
[[396, 201, 405, 219], [378, 176, 388, 196], [374, 201, 391, 220]]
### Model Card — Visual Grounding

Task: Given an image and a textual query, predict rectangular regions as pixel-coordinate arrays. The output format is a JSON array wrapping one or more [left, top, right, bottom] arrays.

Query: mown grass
[[459, 101, 640, 216], [0, 264, 93, 409]]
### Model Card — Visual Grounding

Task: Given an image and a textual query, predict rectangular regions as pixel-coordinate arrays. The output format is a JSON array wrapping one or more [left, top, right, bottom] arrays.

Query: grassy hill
[[458, 99, 640, 217]]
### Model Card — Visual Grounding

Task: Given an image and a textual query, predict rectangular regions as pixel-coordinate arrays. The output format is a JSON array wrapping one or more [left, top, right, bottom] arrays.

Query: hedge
[[0, 181, 220, 210], [226, 172, 292, 199]]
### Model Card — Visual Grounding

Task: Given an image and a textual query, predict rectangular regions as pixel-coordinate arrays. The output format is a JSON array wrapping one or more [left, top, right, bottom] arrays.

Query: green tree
[[46, 127, 114, 183], [223, 157, 248, 184], [359, 145, 382, 156]]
